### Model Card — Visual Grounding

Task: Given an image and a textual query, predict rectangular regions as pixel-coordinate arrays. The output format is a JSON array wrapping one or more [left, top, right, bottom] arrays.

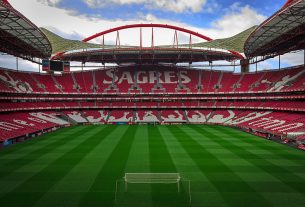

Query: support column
[[240, 59, 250, 73]]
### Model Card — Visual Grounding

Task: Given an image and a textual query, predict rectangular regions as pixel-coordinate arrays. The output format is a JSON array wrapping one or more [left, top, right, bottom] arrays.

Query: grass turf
[[0, 125, 305, 207]]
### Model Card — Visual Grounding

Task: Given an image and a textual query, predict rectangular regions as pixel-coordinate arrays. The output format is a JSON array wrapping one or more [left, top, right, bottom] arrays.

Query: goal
[[123, 173, 181, 192], [115, 173, 192, 205]]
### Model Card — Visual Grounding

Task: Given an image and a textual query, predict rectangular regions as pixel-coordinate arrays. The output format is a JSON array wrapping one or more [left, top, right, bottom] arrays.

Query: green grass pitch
[[0, 124, 305, 207]]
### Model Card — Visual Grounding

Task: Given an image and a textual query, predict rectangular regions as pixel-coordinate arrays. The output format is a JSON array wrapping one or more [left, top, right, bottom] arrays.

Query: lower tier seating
[[135, 110, 160, 122], [1, 110, 305, 144], [0, 111, 69, 141]]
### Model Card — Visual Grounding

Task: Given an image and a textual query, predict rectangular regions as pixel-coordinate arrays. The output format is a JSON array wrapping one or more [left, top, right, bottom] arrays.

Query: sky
[[1, 0, 304, 72]]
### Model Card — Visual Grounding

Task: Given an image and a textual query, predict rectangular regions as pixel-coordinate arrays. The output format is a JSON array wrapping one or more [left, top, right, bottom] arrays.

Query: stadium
[[0, 0, 305, 206]]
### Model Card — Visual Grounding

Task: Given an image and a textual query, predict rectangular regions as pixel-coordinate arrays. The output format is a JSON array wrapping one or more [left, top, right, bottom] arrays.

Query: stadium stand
[[108, 110, 134, 122], [135, 110, 160, 122], [2, 65, 305, 94], [82, 110, 109, 123], [2, 108, 305, 142], [0, 111, 69, 141], [161, 110, 186, 122], [1, 0, 305, 151]]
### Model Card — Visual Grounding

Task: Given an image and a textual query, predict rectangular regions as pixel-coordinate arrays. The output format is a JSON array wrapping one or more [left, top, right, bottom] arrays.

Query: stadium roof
[[244, 0, 305, 60], [45, 24, 245, 64], [0, 0, 52, 59], [40, 28, 105, 54], [189, 26, 257, 53], [53, 47, 239, 64]]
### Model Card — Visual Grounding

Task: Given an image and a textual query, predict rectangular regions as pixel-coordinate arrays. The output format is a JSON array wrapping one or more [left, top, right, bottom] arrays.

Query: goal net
[[115, 173, 191, 206], [125, 173, 180, 182]]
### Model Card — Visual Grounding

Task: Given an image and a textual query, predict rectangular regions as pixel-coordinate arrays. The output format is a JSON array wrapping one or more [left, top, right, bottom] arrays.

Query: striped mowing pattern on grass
[[0, 125, 304, 207]]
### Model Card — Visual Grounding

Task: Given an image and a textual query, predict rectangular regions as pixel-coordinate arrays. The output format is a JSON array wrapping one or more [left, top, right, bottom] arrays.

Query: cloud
[[280, 51, 304, 66], [38, 0, 62, 6], [204, 0, 221, 13], [4, 0, 303, 71], [207, 4, 266, 37], [9, 0, 266, 41], [0, 55, 38, 72], [83, 0, 207, 13], [9, 0, 208, 46]]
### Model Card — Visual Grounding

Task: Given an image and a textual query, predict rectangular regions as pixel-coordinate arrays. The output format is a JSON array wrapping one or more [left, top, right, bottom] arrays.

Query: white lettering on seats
[[0, 122, 23, 131], [29, 112, 69, 125]]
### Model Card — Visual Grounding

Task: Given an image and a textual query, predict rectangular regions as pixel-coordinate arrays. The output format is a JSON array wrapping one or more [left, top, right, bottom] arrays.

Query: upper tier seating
[[53, 73, 77, 93], [178, 69, 199, 92], [31, 73, 60, 93], [0, 69, 43, 92], [74, 72, 92, 93], [235, 72, 264, 92], [1, 65, 305, 144], [81, 71, 95, 93], [218, 72, 241, 93], [1, 65, 305, 94], [95, 69, 112, 93]]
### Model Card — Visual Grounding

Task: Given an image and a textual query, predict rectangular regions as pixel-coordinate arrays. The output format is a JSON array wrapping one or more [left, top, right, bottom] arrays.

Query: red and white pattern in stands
[[108, 110, 133, 122], [184, 109, 305, 135], [186, 110, 208, 122], [265, 68, 305, 92], [1, 65, 305, 144], [1, 100, 305, 113], [208, 110, 305, 134], [31, 73, 60, 93], [83, 110, 109, 123], [53, 73, 77, 93], [208, 110, 235, 123], [74, 72, 91, 93], [235, 72, 263, 92], [218, 72, 241, 92], [81, 71, 94, 93], [95, 70, 112, 93], [0, 112, 69, 141], [1, 65, 305, 94], [0, 70, 34, 92], [135, 110, 160, 122], [63, 111, 88, 123], [161, 110, 186, 122]]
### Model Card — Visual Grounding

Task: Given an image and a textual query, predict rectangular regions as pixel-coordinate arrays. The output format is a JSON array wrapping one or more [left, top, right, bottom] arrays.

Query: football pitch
[[0, 124, 305, 207]]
